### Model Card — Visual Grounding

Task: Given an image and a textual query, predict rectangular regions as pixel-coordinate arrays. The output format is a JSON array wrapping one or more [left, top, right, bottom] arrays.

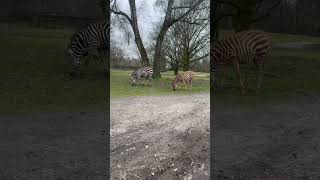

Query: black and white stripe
[[211, 30, 271, 94], [66, 21, 110, 77], [172, 71, 196, 91], [130, 67, 153, 86]]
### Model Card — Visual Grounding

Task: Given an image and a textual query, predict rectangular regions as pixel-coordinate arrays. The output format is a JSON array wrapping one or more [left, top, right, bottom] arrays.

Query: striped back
[[210, 30, 271, 85], [130, 66, 153, 85], [66, 21, 110, 68], [211, 30, 270, 65], [172, 71, 196, 90]]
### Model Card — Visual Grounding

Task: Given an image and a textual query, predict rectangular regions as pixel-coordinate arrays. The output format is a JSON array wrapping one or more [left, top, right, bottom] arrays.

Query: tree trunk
[[153, 27, 169, 78], [128, 0, 150, 66], [182, 57, 190, 71], [133, 28, 150, 66], [152, 0, 204, 78], [173, 65, 178, 75]]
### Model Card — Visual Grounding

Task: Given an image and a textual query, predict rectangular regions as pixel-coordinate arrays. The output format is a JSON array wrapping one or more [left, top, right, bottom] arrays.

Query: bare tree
[[111, 0, 150, 66], [162, 25, 181, 75], [152, 0, 206, 78], [162, 2, 209, 75]]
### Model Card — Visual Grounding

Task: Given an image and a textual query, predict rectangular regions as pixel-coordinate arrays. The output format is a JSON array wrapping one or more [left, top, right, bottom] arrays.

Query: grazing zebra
[[172, 71, 196, 91], [130, 67, 153, 86], [211, 30, 271, 95], [65, 21, 110, 77]]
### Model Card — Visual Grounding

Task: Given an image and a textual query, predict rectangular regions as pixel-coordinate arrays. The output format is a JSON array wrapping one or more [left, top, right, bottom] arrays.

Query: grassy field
[[110, 69, 210, 98], [0, 27, 108, 115], [1, 25, 320, 113], [214, 43, 320, 104]]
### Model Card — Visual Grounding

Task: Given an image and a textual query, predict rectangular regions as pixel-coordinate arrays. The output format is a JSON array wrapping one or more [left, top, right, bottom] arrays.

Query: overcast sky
[[111, 0, 164, 58]]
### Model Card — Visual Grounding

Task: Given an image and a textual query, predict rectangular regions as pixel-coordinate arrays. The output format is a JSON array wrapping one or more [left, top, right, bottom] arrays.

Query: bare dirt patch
[[0, 111, 107, 180], [110, 93, 210, 180], [213, 92, 320, 179]]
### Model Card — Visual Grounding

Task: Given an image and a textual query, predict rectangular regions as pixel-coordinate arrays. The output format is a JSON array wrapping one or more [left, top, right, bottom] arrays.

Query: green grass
[[1, 26, 320, 113], [110, 69, 210, 98], [0, 28, 108, 115], [213, 29, 320, 104], [213, 45, 320, 104]]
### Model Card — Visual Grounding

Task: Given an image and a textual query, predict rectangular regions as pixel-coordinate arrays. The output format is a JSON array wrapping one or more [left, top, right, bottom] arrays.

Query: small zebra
[[211, 30, 271, 95], [65, 21, 110, 77], [130, 67, 153, 86], [172, 71, 196, 91]]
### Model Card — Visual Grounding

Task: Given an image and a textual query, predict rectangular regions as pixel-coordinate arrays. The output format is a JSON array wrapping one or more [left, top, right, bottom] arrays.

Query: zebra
[[211, 30, 271, 95], [65, 21, 110, 77], [172, 71, 196, 91], [130, 67, 153, 86]]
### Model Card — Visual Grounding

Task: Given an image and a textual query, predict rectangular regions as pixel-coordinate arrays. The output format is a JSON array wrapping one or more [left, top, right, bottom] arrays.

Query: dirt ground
[[110, 93, 210, 180], [1, 91, 320, 180], [0, 111, 108, 180], [213, 91, 320, 179]]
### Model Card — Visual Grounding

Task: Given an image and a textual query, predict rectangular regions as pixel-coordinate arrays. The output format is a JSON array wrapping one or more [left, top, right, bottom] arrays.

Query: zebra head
[[172, 81, 178, 91]]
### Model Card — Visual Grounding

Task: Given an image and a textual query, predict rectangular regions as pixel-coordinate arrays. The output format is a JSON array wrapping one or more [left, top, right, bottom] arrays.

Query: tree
[[162, 24, 181, 75], [152, 0, 206, 78], [111, 0, 150, 66], [162, 2, 209, 75]]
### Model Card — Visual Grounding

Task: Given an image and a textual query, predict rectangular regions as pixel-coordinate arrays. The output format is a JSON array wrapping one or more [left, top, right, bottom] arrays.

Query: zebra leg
[[220, 67, 226, 89], [243, 69, 248, 89], [70, 58, 81, 78], [98, 49, 109, 78], [148, 77, 152, 86], [255, 58, 264, 95], [84, 58, 90, 67], [256, 68, 264, 95], [183, 81, 187, 90], [233, 63, 245, 95]]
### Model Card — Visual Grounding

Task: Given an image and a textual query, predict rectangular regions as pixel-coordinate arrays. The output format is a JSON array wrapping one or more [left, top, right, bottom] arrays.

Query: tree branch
[[110, 8, 133, 25], [170, 0, 205, 26], [190, 53, 209, 63]]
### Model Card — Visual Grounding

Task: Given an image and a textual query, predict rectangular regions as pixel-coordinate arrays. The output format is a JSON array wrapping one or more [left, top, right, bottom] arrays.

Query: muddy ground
[[110, 93, 210, 180], [213, 91, 320, 179]]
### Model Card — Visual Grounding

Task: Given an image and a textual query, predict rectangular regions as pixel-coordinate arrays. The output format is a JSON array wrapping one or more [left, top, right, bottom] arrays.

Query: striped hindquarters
[[210, 30, 271, 87], [172, 71, 196, 90], [66, 21, 110, 69], [131, 66, 153, 85]]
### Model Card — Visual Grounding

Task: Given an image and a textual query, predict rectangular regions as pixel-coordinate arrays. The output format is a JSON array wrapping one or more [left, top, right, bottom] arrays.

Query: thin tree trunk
[[112, 0, 150, 66], [153, 27, 169, 78], [128, 0, 150, 66], [133, 27, 150, 66], [182, 57, 190, 71], [173, 64, 178, 75]]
